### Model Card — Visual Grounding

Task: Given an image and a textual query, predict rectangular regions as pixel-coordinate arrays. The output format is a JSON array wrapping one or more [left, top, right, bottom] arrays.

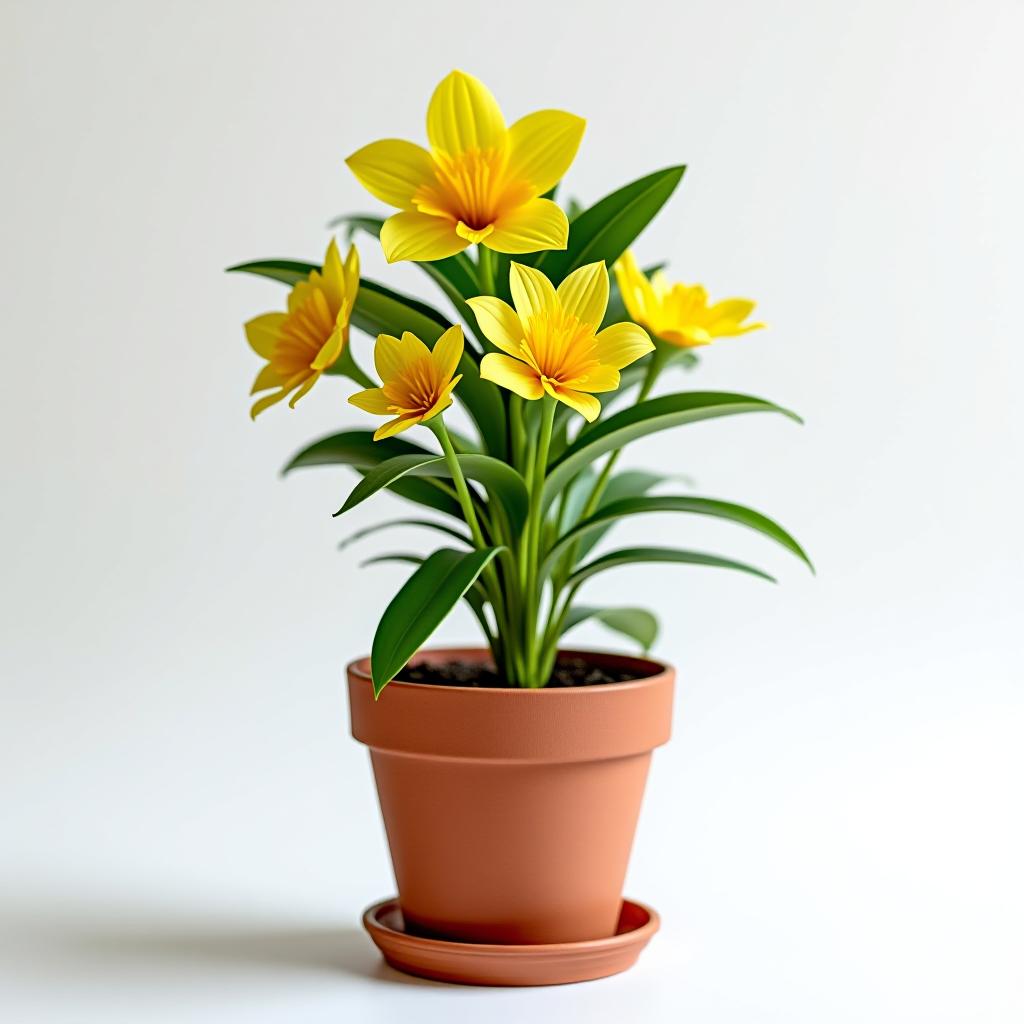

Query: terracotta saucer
[[362, 897, 659, 987]]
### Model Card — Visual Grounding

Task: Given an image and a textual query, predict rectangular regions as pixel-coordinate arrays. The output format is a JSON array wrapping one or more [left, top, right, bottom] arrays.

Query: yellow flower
[[245, 239, 359, 419], [613, 250, 764, 348], [349, 326, 464, 440], [468, 262, 653, 422], [346, 70, 585, 263]]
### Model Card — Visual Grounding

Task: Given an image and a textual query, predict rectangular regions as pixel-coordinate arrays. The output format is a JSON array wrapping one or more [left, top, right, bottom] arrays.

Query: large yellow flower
[[346, 70, 585, 263], [469, 262, 653, 422], [614, 250, 764, 348], [245, 239, 359, 418], [349, 326, 464, 440]]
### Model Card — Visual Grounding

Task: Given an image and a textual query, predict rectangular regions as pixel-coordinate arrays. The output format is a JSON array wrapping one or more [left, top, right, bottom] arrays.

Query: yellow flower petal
[[380, 211, 467, 263], [321, 238, 345, 306], [456, 222, 494, 244], [343, 243, 360, 298], [374, 414, 422, 440], [422, 373, 462, 421], [431, 324, 464, 381], [465, 296, 524, 356], [348, 387, 393, 414], [593, 321, 655, 369], [250, 388, 290, 419], [613, 251, 655, 325], [345, 139, 436, 211], [245, 313, 286, 358], [486, 198, 568, 254], [508, 261, 558, 324], [250, 364, 283, 394], [506, 110, 586, 195], [311, 325, 345, 371], [573, 364, 620, 393], [550, 386, 601, 422], [556, 261, 609, 327], [426, 70, 506, 156], [373, 334, 405, 382], [288, 372, 320, 408], [480, 352, 544, 400]]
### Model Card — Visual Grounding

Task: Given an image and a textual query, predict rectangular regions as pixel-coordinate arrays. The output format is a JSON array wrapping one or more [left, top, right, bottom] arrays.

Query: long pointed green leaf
[[283, 430, 461, 519], [339, 518, 472, 551], [226, 258, 316, 286], [548, 496, 813, 572], [543, 392, 801, 507], [371, 547, 503, 695], [562, 605, 659, 652], [568, 546, 776, 588], [533, 166, 686, 284], [336, 453, 529, 532]]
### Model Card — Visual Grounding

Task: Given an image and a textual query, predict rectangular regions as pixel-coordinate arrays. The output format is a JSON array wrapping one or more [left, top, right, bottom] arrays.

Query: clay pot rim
[[348, 645, 669, 696]]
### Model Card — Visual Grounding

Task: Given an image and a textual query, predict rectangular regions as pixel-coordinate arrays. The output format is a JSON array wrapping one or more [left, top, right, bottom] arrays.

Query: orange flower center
[[414, 147, 533, 230], [272, 284, 339, 374], [521, 309, 599, 384], [384, 356, 447, 414]]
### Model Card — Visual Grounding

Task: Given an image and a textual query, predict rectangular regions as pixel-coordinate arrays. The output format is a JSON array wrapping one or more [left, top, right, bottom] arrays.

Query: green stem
[[477, 245, 496, 295], [430, 418, 486, 549], [429, 417, 512, 665], [523, 399, 556, 686]]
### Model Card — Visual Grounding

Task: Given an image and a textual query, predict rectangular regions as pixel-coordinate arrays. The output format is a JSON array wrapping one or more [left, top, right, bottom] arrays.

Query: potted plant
[[229, 69, 811, 986]]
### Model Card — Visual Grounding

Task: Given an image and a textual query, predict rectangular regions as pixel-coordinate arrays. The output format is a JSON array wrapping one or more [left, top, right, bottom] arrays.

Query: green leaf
[[226, 258, 316, 286], [371, 547, 503, 695], [283, 429, 429, 472], [533, 166, 686, 285], [570, 470, 668, 563], [562, 605, 659, 652], [548, 496, 813, 572], [283, 430, 461, 519], [568, 546, 776, 588], [543, 392, 801, 508], [336, 453, 529, 533], [339, 517, 472, 551], [326, 213, 387, 241]]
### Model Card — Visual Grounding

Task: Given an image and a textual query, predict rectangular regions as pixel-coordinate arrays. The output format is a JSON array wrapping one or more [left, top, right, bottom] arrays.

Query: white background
[[2, 1, 1022, 1020]]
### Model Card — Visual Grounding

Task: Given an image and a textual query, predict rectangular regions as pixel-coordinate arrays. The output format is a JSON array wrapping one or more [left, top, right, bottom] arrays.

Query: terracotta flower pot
[[347, 647, 674, 946]]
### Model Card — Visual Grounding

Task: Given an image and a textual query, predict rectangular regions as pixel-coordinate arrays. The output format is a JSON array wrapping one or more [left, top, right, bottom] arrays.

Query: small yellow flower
[[346, 70, 585, 263], [469, 262, 653, 422], [246, 239, 359, 419], [349, 326, 464, 440], [614, 250, 765, 348]]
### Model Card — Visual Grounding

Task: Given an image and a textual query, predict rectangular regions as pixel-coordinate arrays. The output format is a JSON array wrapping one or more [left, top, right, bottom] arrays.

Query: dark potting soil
[[397, 656, 653, 689]]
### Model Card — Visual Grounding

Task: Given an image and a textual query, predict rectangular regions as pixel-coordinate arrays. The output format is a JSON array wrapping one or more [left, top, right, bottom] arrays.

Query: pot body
[[347, 648, 674, 945]]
